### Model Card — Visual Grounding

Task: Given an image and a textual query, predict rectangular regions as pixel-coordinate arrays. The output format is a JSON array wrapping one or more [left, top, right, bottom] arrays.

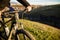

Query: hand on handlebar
[[26, 6, 32, 12]]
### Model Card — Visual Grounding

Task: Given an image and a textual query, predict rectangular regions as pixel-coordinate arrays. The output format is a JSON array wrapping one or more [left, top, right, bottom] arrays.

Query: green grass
[[0, 19, 60, 40], [18, 19, 60, 40]]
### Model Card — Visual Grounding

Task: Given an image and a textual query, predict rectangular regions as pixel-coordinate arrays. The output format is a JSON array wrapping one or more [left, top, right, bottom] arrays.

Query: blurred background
[[0, 0, 60, 40], [9, 0, 60, 29]]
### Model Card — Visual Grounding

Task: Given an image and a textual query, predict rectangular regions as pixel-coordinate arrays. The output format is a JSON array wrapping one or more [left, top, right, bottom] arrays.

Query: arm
[[17, 0, 30, 7], [17, 0, 32, 12]]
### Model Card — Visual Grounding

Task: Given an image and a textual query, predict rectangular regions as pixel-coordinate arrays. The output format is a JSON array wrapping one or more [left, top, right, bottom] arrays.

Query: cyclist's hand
[[26, 6, 32, 12]]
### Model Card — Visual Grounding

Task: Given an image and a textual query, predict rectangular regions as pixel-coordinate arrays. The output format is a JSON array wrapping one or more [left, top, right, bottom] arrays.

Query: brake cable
[[21, 9, 27, 29]]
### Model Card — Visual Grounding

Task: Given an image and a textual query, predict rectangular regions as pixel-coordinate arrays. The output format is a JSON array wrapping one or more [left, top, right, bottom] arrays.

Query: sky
[[11, 0, 60, 5]]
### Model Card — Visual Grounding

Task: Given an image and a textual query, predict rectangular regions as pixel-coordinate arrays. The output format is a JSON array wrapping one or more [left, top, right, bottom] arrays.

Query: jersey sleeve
[[17, 0, 30, 7]]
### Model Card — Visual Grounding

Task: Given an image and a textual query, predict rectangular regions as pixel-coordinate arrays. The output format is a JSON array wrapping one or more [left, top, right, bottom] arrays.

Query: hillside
[[21, 4, 60, 29], [19, 19, 60, 40], [30, 4, 60, 17]]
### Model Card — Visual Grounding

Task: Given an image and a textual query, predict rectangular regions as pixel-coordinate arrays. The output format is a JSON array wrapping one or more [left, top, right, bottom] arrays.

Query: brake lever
[[22, 8, 28, 13]]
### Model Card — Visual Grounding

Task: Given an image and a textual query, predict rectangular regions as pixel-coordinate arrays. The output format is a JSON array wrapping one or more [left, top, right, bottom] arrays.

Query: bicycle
[[0, 8, 35, 40]]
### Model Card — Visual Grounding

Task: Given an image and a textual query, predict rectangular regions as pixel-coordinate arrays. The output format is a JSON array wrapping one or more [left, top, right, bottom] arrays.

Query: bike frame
[[1, 9, 26, 40]]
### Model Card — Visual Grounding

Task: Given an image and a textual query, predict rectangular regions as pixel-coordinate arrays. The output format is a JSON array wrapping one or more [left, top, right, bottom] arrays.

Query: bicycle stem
[[20, 8, 28, 29]]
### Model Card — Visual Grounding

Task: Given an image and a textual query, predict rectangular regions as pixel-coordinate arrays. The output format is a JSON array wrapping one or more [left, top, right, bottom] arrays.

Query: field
[[3, 19, 60, 40], [19, 19, 60, 40]]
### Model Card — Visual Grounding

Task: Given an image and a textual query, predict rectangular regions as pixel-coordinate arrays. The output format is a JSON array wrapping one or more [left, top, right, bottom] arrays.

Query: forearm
[[17, 0, 30, 7]]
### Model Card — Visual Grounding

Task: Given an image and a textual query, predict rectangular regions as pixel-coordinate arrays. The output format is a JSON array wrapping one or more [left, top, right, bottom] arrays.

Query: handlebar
[[2, 8, 28, 14]]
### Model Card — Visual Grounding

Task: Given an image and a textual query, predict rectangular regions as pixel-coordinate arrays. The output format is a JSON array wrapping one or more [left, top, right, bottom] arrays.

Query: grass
[[19, 19, 60, 40], [0, 18, 60, 40]]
